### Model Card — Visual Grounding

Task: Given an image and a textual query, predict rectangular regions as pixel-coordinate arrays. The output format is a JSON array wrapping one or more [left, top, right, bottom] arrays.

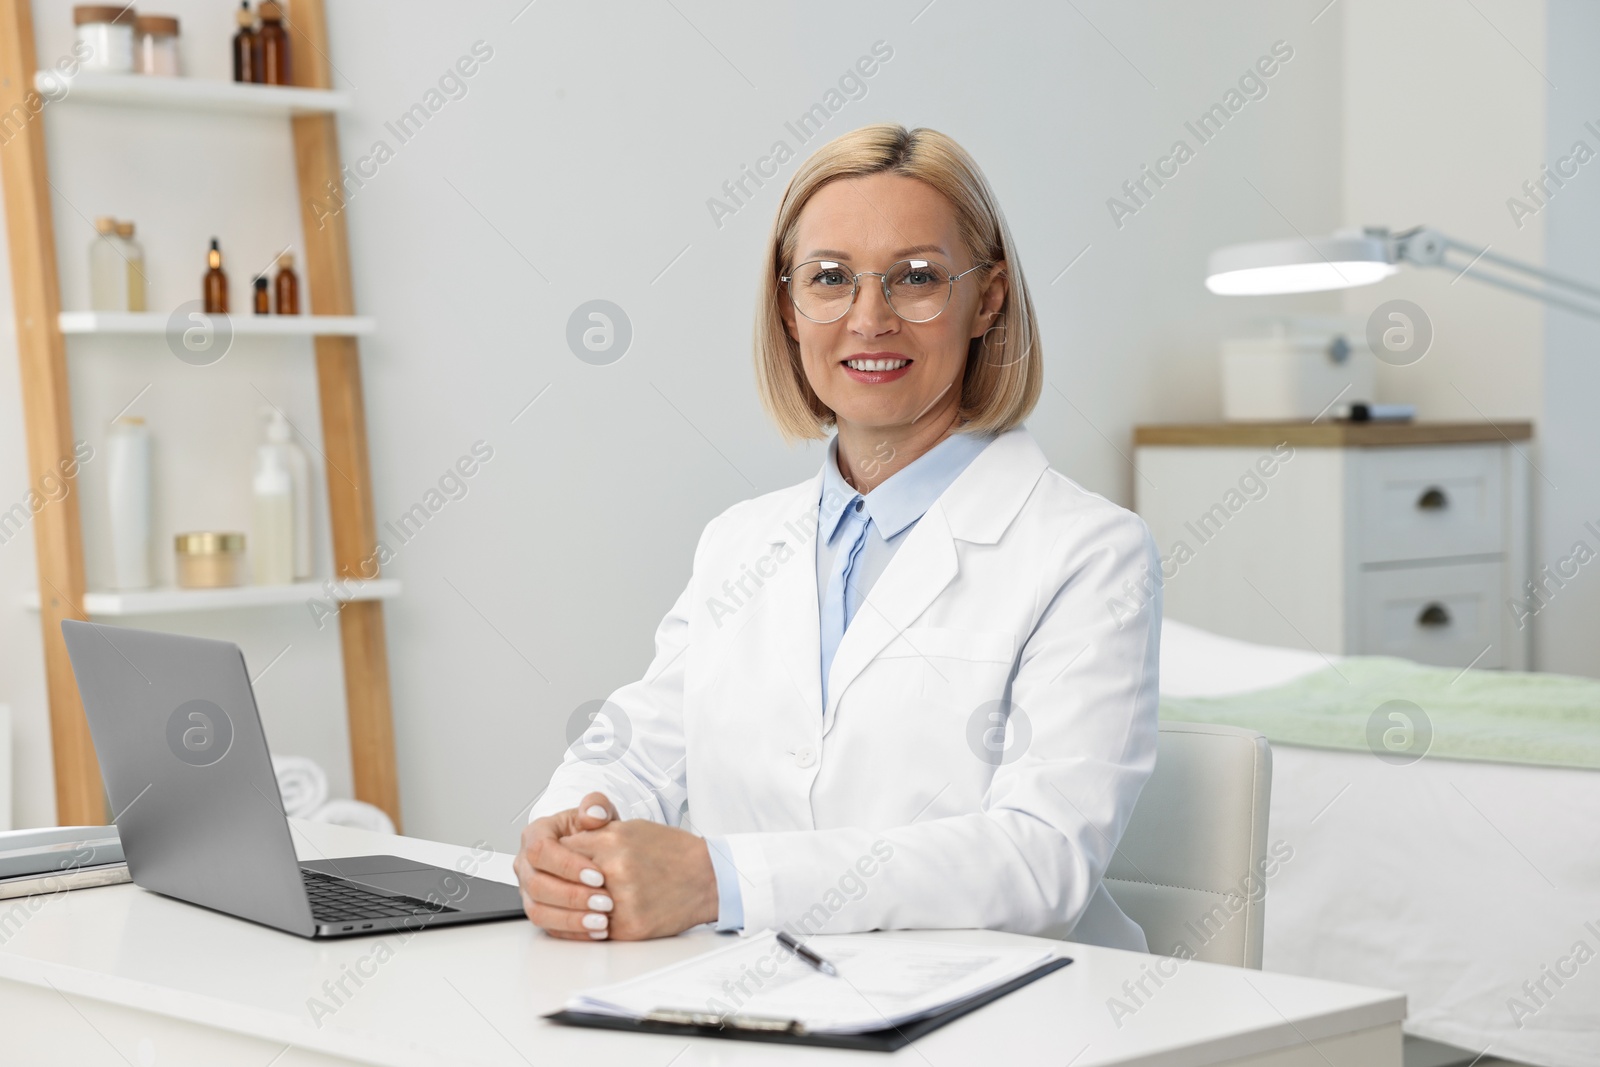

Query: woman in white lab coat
[[516, 124, 1160, 950]]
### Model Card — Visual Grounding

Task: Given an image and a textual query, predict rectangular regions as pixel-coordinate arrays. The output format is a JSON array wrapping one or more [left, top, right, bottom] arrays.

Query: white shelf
[[21, 579, 399, 616], [60, 312, 375, 336], [39, 71, 352, 116]]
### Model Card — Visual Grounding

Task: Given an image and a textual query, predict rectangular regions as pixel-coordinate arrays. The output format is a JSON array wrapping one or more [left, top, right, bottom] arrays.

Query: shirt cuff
[[704, 836, 745, 932]]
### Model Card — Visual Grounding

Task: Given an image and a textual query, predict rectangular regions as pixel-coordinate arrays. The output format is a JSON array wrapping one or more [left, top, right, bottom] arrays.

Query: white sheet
[[1159, 617, 1333, 697], [1160, 618, 1600, 1067]]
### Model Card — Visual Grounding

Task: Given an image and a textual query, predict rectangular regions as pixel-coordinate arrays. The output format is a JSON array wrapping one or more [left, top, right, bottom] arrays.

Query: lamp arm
[[1392, 226, 1600, 319]]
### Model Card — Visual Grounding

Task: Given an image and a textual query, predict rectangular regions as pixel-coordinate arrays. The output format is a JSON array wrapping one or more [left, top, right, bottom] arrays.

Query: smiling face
[[780, 172, 1006, 440]]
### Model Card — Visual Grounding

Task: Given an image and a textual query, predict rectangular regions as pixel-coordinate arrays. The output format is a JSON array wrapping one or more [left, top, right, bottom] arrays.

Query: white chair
[[1104, 722, 1273, 968]]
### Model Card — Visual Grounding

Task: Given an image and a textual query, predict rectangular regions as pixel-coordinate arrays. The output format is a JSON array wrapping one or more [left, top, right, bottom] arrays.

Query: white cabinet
[[1134, 423, 1532, 670]]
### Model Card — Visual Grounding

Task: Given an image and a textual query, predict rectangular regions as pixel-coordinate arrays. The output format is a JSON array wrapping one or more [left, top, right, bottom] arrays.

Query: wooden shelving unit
[[0, 0, 403, 829]]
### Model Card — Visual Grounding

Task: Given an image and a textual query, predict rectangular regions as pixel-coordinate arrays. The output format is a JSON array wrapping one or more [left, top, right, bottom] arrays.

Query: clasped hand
[[513, 792, 720, 940]]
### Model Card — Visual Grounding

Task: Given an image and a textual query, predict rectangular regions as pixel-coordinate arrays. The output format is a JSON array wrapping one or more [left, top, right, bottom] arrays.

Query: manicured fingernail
[[588, 894, 613, 912], [589, 930, 608, 940], [582, 913, 609, 931], [579, 868, 604, 887], [585, 805, 609, 820]]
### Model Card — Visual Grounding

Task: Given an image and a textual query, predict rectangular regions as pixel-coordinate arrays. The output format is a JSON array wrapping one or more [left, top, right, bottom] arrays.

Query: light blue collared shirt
[[706, 430, 992, 932]]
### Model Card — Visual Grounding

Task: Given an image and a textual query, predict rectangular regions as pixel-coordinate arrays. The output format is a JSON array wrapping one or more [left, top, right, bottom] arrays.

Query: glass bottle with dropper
[[258, 1, 290, 85], [203, 239, 229, 313], [232, 1, 257, 83]]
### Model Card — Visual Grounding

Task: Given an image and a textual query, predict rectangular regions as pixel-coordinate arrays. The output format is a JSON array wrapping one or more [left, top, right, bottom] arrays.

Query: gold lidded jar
[[174, 532, 246, 589]]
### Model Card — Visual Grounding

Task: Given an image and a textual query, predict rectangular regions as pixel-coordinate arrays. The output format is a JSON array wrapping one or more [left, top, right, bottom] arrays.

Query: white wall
[[1339, 0, 1600, 678], [1340, 0, 1546, 420], [2, 0, 1344, 841]]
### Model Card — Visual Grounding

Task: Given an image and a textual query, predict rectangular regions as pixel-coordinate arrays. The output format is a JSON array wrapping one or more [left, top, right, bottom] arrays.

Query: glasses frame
[[780, 258, 993, 325]]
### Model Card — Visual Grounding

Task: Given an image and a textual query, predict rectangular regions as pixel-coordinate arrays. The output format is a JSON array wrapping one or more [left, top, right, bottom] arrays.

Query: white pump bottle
[[264, 409, 314, 580]]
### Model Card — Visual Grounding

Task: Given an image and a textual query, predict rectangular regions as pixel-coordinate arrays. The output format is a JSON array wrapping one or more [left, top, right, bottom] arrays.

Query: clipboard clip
[[644, 1008, 807, 1035]]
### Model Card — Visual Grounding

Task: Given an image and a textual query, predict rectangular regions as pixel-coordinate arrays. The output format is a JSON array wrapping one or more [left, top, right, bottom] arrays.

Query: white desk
[[0, 821, 1404, 1065]]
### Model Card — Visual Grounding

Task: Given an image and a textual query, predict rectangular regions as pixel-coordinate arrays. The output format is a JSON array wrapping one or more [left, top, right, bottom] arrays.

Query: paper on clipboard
[[563, 930, 1059, 1036]]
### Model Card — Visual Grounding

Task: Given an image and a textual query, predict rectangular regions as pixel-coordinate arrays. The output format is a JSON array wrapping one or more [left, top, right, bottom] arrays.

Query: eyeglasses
[[780, 258, 991, 324]]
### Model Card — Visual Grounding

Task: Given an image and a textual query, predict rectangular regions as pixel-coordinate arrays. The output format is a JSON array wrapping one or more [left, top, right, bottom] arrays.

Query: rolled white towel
[[306, 798, 396, 836], [272, 755, 329, 818]]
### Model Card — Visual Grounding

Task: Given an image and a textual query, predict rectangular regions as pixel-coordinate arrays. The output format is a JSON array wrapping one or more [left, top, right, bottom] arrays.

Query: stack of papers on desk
[[0, 825, 128, 900], [564, 930, 1060, 1036]]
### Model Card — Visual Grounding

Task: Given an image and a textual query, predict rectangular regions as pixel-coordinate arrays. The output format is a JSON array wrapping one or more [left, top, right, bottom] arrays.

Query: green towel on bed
[[1159, 656, 1600, 771]]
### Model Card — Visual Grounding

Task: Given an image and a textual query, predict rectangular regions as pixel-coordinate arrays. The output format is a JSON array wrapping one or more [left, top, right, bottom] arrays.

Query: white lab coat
[[532, 427, 1160, 950]]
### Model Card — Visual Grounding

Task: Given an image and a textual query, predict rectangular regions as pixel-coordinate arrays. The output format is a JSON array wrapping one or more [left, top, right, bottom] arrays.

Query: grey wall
[[1538, 0, 1600, 675], [333, 0, 1349, 848], [1340, 0, 1545, 421], [1, 0, 1353, 839]]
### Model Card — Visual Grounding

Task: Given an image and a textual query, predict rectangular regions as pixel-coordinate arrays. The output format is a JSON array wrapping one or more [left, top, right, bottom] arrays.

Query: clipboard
[[544, 954, 1071, 1052]]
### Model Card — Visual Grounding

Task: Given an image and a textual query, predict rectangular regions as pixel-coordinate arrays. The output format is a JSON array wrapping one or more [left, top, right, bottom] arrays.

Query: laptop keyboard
[[301, 868, 457, 924]]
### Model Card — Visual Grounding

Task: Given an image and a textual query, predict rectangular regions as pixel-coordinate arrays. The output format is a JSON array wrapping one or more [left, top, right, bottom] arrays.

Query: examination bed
[[1159, 619, 1600, 1067]]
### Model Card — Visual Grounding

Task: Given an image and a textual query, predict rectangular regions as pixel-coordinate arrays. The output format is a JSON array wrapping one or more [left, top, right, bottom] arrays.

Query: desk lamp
[[1205, 226, 1600, 320]]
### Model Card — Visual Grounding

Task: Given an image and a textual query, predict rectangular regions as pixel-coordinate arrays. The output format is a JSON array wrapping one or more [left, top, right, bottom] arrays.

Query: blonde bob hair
[[755, 124, 1042, 442]]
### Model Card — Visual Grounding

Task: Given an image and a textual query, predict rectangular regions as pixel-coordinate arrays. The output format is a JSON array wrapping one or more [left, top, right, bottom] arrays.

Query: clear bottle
[[264, 408, 313, 579], [114, 220, 146, 312], [252, 422, 295, 585], [89, 217, 125, 311], [106, 416, 152, 589]]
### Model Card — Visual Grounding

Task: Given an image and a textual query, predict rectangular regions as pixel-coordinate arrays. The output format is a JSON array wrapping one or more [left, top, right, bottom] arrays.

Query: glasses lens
[[788, 261, 855, 322], [885, 260, 953, 322]]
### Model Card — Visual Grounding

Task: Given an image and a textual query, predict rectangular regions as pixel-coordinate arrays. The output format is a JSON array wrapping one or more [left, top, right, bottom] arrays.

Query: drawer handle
[[1417, 603, 1451, 628], [1417, 487, 1448, 510]]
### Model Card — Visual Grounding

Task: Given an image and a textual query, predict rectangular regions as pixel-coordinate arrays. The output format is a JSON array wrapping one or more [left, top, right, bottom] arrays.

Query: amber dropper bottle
[[258, 1, 290, 85], [253, 276, 270, 314], [203, 239, 229, 313], [232, 2, 257, 83], [274, 252, 299, 314]]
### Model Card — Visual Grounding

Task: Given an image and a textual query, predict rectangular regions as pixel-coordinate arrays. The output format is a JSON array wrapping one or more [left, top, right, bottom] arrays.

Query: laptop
[[61, 620, 525, 938]]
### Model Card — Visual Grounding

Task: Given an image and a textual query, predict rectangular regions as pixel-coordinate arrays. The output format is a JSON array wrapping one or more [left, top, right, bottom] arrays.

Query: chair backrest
[[1104, 722, 1272, 969]]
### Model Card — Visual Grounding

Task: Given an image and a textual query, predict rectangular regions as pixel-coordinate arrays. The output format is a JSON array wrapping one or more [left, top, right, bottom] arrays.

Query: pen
[[776, 931, 838, 976]]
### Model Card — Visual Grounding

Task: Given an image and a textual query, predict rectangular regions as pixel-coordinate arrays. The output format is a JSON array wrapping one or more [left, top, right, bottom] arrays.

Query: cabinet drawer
[[1357, 561, 1504, 668], [1356, 446, 1504, 563]]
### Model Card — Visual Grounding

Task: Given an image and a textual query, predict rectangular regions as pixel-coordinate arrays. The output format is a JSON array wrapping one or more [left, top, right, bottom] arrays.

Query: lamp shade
[[1205, 233, 1398, 295]]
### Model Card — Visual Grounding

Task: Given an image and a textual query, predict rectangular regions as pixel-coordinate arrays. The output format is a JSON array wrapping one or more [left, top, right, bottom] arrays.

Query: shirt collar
[[818, 431, 993, 544]]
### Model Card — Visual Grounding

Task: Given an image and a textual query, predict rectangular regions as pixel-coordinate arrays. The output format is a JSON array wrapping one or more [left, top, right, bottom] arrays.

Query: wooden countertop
[[1133, 421, 1534, 447]]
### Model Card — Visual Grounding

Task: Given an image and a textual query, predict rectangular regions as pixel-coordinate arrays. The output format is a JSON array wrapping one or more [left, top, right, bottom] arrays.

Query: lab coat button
[[793, 746, 817, 768]]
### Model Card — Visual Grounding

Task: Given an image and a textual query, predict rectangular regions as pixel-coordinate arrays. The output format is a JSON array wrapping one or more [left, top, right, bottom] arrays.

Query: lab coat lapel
[[821, 502, 958, 732], [820, 427, 1050, 732], [764, 480, 825, 720]]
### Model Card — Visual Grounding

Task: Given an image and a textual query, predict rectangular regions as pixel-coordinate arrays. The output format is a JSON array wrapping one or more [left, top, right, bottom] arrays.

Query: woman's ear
[[970, 260, 1008, 340]]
